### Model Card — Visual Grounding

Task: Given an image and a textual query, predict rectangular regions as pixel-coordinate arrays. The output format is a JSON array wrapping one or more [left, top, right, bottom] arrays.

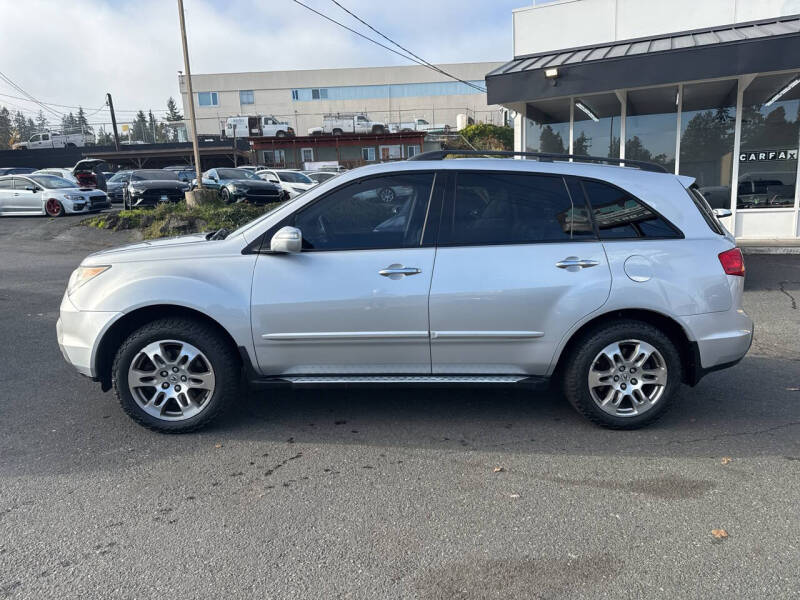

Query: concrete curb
[[741, 246, 800, 255]]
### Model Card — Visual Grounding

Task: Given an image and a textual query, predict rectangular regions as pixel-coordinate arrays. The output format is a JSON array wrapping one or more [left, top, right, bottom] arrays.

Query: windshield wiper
[[207, 227, 230, 241]]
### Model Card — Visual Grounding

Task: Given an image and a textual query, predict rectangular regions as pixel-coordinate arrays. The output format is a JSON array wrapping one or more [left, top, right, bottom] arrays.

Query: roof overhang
[[486, 15, 800, 105]]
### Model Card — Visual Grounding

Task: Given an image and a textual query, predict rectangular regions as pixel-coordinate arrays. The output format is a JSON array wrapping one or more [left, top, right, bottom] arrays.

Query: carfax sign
[[740, 149, 798, 162]]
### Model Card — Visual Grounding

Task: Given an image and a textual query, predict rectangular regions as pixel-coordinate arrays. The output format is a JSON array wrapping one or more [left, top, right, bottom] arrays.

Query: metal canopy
[[486, 14, 800, 105]]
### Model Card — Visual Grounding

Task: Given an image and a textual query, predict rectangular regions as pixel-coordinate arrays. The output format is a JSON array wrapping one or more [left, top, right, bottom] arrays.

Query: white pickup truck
[[311, 113, 386, 136], [387, 118, 449, 133], [13, 131, 90, 150]]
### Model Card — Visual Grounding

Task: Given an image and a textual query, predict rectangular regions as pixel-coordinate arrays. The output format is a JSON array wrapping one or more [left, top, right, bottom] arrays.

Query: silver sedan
[[0, 174, 110, 217]]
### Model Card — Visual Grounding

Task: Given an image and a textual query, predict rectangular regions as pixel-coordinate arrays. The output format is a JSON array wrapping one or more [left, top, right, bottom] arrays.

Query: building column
[[729, 74, 756, 236]]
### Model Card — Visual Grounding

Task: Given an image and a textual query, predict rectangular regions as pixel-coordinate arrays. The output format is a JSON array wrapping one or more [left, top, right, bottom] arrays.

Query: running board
[[248, 374, 549, 389]]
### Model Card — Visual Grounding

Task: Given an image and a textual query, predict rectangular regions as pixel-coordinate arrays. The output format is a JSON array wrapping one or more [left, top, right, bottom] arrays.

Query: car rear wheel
[[562, 320, 682, 429], [332, 128, 343, 136], [45, 198, 64, 217], [112, 318, 240, 433]]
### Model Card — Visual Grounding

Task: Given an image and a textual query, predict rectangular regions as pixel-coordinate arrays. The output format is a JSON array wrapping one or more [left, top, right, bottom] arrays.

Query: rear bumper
[[680, 308, 753, 384], [57, 293, 121, 377]]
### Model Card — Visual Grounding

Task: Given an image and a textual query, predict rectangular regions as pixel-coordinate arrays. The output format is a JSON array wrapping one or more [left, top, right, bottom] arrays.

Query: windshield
[[216, 168, 259, 180], [130, 170, 178, 181], [107, 172, 131, 183], [30, 175, 76, 189], [277, 171, 313, 184], [226, 196, 305, 239]]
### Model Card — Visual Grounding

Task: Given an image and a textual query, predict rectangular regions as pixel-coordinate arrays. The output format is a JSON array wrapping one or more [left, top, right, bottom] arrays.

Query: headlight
[[67, 265, 111, 295], [64, 193, 84, 201], [129, 186, 144, 195]]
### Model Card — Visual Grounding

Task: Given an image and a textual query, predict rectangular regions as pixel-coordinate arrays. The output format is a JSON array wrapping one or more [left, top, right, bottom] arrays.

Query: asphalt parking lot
[[1, 215, 798, 599]]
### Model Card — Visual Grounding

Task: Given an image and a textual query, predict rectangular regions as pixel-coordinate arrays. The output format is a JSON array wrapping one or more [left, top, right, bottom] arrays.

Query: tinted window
[[687, 185, 725, 235], [217, 168, 258, 180], [442, 172, 592, 246], [277, 171, 313, 184], [582, 179, 680, 239], [30, 175, 75, 189], [0, 179, 12, 189], [293, 173, 434, 251]]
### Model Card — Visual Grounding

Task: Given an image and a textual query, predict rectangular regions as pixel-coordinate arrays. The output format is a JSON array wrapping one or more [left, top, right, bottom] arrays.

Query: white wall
[[513, 0, 800, 56]]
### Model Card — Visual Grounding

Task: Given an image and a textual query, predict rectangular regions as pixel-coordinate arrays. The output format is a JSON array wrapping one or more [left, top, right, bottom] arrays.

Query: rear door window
[[440, 172, 594, 246], [581, 179, 681, 239]]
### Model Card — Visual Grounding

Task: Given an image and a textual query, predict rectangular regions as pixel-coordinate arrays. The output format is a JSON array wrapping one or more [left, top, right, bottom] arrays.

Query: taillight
[[718, 248, 745, 277]]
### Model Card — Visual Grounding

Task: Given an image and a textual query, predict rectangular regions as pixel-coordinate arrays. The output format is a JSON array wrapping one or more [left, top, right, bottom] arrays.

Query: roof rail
[[407, 149, 668, 173]]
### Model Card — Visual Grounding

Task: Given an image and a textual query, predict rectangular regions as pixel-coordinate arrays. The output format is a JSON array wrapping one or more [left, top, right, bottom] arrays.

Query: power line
[[328, 0, 486, 93], [290, 1, 423, 65], [0, 70, 64, 118]]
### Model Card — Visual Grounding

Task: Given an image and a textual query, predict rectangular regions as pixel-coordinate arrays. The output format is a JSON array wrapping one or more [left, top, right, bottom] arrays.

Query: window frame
[[300, 147, 314, 163], [437, 169, 598, 249], [239, 90, 255, 105], [362, 147, 376, 162], [576, 176, 685, 241], [198, 91, 218, 107], [258, 171, 442, 254]]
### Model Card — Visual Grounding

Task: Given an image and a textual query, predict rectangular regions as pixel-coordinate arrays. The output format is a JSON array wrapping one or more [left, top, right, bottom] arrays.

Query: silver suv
[[57, 151, 753, 432]]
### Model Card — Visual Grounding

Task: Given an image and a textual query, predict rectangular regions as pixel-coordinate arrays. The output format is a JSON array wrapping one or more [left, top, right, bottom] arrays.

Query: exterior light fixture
[[575, 100, 599, 122], [765, 76, 800, 106], [544, 68, 559, 79]]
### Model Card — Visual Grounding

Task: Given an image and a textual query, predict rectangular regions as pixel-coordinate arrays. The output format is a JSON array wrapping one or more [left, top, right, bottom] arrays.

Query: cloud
[[0, 0, 516, 127]]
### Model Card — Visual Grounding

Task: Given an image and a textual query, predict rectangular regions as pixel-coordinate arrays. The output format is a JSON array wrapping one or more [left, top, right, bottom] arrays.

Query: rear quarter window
[[581, 179, 682, 240], [687, 185, 725, 235]]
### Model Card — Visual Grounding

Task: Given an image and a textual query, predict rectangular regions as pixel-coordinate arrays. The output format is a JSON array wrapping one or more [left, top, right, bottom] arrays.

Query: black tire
[[220, 187, 232, 204], [276, 130, 286, 138], [562, 320, 683, 430], [332, 128, 343, 136], [372, 125, 385, 135], [112, 317, 241, 433]]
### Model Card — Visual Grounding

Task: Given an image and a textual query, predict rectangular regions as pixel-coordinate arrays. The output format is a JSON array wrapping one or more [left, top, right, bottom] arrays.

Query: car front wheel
[[45, 198, 64, 217], [562, 320, 682, 429], [112, 318, 240, 433]]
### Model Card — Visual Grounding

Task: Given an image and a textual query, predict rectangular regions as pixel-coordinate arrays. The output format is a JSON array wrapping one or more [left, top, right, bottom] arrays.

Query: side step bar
[[248, 374, 550, 389]]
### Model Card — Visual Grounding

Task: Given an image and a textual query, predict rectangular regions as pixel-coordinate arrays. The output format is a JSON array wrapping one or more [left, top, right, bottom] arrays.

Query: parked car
[[194, 168, 285, 204], [12, 131, 91, 150], [259, 115, 294, 138], [255, 169, 317, 197], [106, 170, 133, 203], [0, 173, 109, 217], [34, 159, 107, 192], [387, 117, 449, 133], [317, 113, 386, 135], [123, 170, 190, 209], [304, 171, 338, 184], [0, 167, 38, 176], [57, 151, 752, 433]]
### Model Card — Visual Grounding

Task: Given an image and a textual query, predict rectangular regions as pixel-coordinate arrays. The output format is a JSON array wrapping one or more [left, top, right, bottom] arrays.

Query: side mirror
[[713, 208, 732, 218], [25, 185, 38, 192], [270, 226, 302, 254], [268, 178, 280, 184], [210, 176, 218, 182]]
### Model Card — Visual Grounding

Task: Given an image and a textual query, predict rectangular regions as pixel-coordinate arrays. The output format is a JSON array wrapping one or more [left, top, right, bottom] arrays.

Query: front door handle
[[556, 257, 600, 270], [379, 264, 422, 279]]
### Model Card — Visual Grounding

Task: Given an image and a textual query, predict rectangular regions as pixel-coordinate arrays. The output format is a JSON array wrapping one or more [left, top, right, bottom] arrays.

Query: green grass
[[83, 199, 282, 239]]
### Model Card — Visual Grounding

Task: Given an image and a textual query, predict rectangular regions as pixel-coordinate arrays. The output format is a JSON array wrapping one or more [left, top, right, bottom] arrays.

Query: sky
[[0, 0, 522, 128]]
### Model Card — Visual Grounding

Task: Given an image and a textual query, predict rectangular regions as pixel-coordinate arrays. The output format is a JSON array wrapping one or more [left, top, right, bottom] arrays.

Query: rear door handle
[[379, 264, 422, 278], [556, 257, 600, 270]]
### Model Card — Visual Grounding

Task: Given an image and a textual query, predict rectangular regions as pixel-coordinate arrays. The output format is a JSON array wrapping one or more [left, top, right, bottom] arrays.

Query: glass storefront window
[[526, 99, 570, 154], [679, 80, 738, 209], [625, 86, 678, 172], [573, 93, 621, 158], [739, 73, 800, 209]]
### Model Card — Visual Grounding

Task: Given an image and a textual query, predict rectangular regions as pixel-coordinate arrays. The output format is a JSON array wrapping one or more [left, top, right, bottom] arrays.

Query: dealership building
[[179, 62, 503, 139], [487, 0, 800, 241]]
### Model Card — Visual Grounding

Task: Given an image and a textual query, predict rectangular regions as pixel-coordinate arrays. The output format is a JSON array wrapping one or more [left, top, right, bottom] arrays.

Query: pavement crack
[[778, 281, 798, 310]]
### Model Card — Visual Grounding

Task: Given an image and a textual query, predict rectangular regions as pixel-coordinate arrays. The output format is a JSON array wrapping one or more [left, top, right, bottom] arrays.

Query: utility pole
[[232, 123, 237, 167], [177, 0, 203, 188], [106, 93, 120, 150]]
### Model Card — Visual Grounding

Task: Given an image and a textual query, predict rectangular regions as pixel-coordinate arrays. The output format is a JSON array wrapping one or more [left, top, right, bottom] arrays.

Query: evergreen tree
[[35, 109, 48, 132], [147, 110, 159, 143], [76, 106, 92, 134], [12, 111, 32, 143], [61, 111, 78, 134], [0, 107, 12, 148], [132, 110, 148, 142], [165, 97, 183, 122]]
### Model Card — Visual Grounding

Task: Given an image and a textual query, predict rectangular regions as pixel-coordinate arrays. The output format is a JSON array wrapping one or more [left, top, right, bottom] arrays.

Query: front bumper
[[57, 292, 121, 377]]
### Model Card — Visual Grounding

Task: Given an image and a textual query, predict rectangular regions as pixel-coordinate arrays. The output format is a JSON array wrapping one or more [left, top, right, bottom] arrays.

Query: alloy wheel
[[127, 339, 216, 421], [45, 198, 62, 216], [587, 339, 668, 417]]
